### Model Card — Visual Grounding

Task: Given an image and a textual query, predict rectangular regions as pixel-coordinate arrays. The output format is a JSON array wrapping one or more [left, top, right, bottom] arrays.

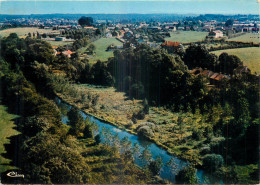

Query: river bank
[[55, 84, 209, 165]]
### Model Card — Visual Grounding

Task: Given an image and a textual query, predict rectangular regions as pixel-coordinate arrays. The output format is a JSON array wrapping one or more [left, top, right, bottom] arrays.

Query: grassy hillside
[[165, 31, 208, 43], [0, 27, 59, 38], [227, 33, 260, 44], [211, 47, 260, 74], [0, 105, 20, 173], [78, 38, 123, 63]]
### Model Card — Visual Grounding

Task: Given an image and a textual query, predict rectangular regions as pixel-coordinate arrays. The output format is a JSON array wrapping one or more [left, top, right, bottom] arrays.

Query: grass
[[165, 31, 208, 43], [0, 27, 59, 38], [78, 38, 123, 62], [0, 105, 20, 173], [227, 33, 260, 44], [46, 40, 74, 46], [211, 47, 260, 74]]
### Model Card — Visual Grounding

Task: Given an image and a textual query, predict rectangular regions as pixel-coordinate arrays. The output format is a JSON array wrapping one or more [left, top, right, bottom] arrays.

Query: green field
[[78, 38, 123, 62], [0, 27, 59, 38], [227, 33, 260, 44], [46, 40, 74, 46], [165, 31, 208, 43], [212, 47, 260, 74], [0, 105, 20, 173]]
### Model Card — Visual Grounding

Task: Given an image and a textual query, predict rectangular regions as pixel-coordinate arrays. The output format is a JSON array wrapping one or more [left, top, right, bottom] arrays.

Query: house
[[161, 41, 183, 53], [112, 31, 119, 37], [106, 32, 113, 38], [208, 30, 223, 38], [62, 50, 73, 58], [233, 65, 251, 75], [190, 68, 231, 85]]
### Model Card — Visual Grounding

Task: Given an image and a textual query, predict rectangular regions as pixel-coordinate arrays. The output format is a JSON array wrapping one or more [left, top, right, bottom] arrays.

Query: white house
[[208, 30, 223, 38]]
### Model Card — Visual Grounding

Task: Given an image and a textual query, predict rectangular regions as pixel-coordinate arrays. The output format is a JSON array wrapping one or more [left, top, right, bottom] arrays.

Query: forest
[[0, 33, 259, 184]]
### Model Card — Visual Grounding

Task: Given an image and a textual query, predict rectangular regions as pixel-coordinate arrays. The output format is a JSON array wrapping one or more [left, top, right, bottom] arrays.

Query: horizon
[[0, 0, 259, 15]]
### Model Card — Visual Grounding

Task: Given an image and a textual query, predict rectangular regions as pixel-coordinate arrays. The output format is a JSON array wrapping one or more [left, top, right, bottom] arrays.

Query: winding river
[[55, 97, 219, 184]]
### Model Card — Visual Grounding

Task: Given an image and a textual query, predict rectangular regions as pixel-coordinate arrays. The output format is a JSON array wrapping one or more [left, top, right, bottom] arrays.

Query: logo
[[6, 171, 24, 178]]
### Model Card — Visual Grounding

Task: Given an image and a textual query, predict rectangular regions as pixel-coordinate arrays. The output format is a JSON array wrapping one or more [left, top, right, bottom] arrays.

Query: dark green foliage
[[78, 16, 94, 28], [203, 154, 224, 172], [94, 134, 101, 144], [184, 44, 218, 70], [176, 165, 198, 184], [225, 19, 234, 27], [21, 132, 90, 184], [218, 52, 242, 74], [83, 122, 93, 139], [67, 107, 85, 137], [22, 116, 50, 137], [108, 44, 199, 111], [148, 156, 163, 176], [143, 99, 149, 114]]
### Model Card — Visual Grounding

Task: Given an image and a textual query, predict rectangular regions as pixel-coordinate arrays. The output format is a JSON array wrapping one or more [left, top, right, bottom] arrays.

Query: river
[[55, 97, 220, 184]]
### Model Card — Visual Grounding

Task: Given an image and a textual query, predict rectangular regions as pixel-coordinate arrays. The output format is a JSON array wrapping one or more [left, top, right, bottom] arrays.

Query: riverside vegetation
[[0, 32, 259, 184]]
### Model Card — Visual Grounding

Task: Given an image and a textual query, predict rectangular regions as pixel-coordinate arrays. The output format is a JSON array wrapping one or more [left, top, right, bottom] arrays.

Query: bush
[[203, 154, 224, 172], [176, 165, 198, 184], [137, 126, 154, 139]]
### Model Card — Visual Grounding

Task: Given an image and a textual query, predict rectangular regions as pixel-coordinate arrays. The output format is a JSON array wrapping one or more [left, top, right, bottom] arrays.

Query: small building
[[233, 65, 251, 75], [106, 32, 113, 38], [208, 31, 223, 38], [62, 50, 73, 58], [161, 41, 183, 53]]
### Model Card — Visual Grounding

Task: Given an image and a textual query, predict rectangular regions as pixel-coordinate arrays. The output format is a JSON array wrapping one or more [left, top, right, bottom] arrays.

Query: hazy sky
[[0, 0, 259, 15]]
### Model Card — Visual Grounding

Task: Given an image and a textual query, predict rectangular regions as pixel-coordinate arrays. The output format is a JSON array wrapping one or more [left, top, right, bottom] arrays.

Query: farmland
[[0, 105, 20, 173], [78, 38, 123, 63], [227, 33, 260, 44], [0, 27, 59, 38], [165, 31, 208, 43], [211, 47, 260, 74]]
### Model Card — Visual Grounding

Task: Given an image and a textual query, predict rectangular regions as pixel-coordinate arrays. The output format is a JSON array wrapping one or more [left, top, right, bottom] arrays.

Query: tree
[[203, 154, 224, 172], [148, 156, 163, 176], [67, 107, 85, 137], [225, 19, 234, 27], [176, 165, 198, 184], [87, 43, 96, 55], [78, 16, 94, 28], [139, 147, 152, 167]]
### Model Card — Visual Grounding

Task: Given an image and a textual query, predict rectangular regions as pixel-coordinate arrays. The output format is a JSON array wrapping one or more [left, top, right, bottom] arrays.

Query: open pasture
[[78, 38, 123, 62], [227, 33, 260, 44], [0, 27, 59, 37], [212, 47, 260, 74], [165, 31, 208, 43]]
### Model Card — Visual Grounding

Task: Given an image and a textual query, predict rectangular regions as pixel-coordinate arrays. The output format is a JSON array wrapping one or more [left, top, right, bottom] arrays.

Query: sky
[[0, 0, 259, 15]]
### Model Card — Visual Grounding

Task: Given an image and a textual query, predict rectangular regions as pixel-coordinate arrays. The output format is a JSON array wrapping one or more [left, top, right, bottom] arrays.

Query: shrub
[[176, 165, 198, 184], [137, 126, 154, 139], [203, 154, 224, 172]]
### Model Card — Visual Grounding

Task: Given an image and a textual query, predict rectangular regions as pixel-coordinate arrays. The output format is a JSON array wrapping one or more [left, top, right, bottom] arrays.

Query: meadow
[[227, 33, 260, 44], [0, 105, 20, 173], [0, 27, 59, 38], [212, 47, 260, 74], [165, 31, 208, 43], [46, 40, 74, 46], [78, 38, 123, 62]]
